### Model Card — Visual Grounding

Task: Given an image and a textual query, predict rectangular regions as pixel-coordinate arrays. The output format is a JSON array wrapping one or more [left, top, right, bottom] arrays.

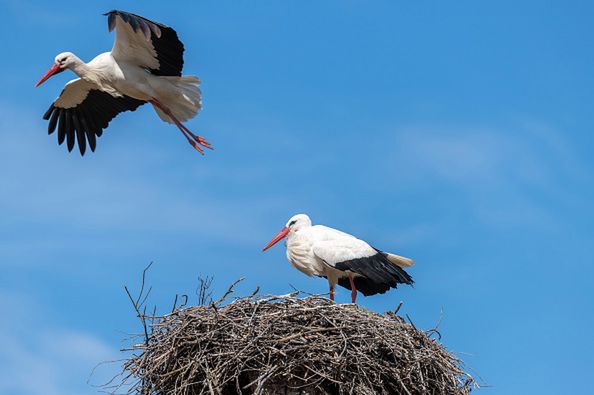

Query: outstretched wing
[[42, 78, 146, 155], [106, 10, 185, 76]]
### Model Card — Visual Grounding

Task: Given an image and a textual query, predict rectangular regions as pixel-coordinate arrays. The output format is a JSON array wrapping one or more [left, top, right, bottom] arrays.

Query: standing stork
[[262, 214, 415, 303], [35, 10, 211, 155]]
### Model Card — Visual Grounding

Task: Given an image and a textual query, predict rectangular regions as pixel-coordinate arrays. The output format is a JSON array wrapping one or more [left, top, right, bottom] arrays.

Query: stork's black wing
[[43, 78, 146, 155], [312, 237, 413, 297], [334, 252, 414, 296], [106, 10, 185, 76]]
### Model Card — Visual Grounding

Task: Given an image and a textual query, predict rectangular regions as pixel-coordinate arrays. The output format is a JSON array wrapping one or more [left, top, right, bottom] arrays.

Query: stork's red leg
[[348, 275, 357, 304], [329, 284, 335, 302], [150, 99, 212, 153]]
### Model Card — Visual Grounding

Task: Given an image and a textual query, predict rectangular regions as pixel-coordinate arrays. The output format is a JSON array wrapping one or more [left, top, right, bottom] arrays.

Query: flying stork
[[262, 214, 415, 303], [35, 10, 211, 155]]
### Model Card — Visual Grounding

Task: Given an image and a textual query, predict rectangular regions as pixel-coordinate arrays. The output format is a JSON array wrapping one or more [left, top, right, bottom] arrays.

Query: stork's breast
[[286, 243, 322, 277]]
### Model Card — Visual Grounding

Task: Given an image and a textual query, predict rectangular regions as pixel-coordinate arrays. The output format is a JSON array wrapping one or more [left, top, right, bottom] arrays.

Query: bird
[[262, 214, 415, 303], [35, 10, 211, 156]]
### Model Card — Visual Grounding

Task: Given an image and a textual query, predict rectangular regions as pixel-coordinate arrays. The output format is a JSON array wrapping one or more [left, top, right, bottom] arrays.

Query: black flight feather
[[42, 88, 145, 155]]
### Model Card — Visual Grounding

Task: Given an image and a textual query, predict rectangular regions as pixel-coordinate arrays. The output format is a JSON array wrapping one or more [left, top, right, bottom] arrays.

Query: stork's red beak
[[262, 227, 289, 251], [35, 64, 64, 87]]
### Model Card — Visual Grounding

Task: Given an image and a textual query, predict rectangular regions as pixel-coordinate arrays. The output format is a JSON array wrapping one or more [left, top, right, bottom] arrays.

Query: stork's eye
[[289, 220, 297, 227]]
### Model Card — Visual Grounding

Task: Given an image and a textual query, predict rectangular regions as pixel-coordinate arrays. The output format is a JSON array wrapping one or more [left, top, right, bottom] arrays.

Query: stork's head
[[35, 52, 75, 87], [262, 214, 312, 251], [55, 52, 77, 69], [285, 214, 312, 232]]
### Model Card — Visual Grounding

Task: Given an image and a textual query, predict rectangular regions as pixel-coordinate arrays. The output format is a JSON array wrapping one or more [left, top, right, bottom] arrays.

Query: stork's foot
[[195, 135, 213, 150], [178, 121, 213, 151], [187, 139, 205, 155]]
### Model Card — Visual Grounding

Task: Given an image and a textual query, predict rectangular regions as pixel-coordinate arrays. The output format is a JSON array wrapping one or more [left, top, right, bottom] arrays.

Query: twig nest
[[122, 294, 475, 394]]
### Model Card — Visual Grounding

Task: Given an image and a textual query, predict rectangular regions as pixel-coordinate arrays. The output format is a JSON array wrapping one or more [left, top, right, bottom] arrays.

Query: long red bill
[[262, 227, 289, 251], [35, 64, 64, 87]]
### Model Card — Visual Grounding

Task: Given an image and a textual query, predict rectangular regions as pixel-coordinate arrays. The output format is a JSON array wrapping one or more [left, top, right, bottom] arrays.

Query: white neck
[[65, 54, 102, 86], [69, 56, 90, 78]]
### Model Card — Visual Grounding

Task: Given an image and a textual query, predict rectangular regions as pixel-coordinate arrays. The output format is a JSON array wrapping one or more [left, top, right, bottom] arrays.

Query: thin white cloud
[[370, 122, 589, 229], [0, 103, 297, 261], [395, 130, 505, 184], [0, 291, 119, 395], [394, 122, 587, 189]]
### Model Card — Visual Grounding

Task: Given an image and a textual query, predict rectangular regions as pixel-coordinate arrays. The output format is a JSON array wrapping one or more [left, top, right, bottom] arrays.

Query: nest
[[117, 279, 476, 395]]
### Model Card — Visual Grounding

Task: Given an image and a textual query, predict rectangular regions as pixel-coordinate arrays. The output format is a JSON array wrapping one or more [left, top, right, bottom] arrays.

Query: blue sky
[[1, 0, 593, 393]]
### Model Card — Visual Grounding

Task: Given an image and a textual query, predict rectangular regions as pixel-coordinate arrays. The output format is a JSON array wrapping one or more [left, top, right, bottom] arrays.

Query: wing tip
[[42, 104, 55, 120], [106, 11, 116, 32], [104, 9, 162, 38]]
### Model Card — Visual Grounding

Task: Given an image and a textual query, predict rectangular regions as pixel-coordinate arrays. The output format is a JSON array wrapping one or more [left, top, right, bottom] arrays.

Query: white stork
[[35, 10, 211, 156], [262, 214, 415, 303]]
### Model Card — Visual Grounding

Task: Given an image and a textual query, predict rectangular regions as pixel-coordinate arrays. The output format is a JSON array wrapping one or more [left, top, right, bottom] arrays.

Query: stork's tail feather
[[385, 252, 415, 268], [153, 76, 202, 123]]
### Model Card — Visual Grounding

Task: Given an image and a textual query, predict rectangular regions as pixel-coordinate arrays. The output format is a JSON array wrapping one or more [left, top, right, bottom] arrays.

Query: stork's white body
[[286, 225, 375, 282], [86, 53, 151, 99], [62, 52, 199, 122], [263, 214, 415, 303]]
